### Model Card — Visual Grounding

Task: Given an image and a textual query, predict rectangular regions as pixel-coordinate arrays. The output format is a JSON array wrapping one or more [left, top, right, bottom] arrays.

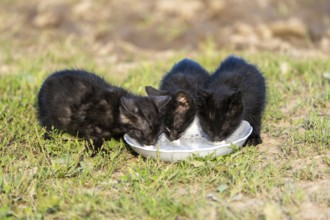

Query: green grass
[[0, 45, 329, 219]]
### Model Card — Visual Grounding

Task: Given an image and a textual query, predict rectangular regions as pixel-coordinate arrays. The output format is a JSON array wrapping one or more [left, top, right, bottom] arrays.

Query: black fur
[[146, 58, 209, 141], [198, 56, 266, 146], [37, 69, 171, 153]]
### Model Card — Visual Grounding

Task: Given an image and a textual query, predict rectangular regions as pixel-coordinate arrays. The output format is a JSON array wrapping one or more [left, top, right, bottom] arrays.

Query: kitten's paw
[[86, 139, 104, 157], [43, 132, 53, 140], [244, 135, 262, 146]]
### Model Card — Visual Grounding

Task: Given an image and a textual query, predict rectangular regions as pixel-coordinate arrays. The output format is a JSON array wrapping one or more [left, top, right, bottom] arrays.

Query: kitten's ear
[[175, 91, 193, 112], [120, 97, 139, 115], [145, 86, 169, 96], [149, 95, 172, 110]]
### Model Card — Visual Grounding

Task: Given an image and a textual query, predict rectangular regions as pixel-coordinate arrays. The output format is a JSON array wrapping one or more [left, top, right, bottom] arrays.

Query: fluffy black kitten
[[145, 58, 209, 141], [198, 56, 266, 146], [37, 69, 171, 153]]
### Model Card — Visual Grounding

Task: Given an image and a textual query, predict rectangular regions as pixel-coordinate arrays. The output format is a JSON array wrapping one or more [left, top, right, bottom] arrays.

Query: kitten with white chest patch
[[37, 69, 171, 153], [198, 56, 266, 146], [146, 58, 209, 141]]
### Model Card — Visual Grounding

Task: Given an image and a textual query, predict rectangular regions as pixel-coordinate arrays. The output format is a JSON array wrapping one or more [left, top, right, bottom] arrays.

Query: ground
[[0, 0, 329, 219]]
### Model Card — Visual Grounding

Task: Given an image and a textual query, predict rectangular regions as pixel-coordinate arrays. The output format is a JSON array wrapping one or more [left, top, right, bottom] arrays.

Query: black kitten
[[198, 56, 266, 146], [37, 69, 171, 153], [146, 58, 209, 141]]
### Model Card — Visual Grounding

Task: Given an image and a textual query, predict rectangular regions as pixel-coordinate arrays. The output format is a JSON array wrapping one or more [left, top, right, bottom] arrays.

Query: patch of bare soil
[[1, 0, 330, 56], [296, 179, 330, 220]]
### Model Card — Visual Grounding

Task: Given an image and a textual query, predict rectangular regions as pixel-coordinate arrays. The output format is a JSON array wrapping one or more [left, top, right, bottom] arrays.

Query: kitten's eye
[[199, 111, 206, 117], [165, 127, 171, 133], [200, 112, 209, 119]]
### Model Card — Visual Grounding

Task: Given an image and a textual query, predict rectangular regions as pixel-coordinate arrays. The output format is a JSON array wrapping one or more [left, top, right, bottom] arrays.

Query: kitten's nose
[[145, 137, 157, 146], [212, 136, 223, 142], [168, 131, 180, 141], [167, 135, 176, 141]]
